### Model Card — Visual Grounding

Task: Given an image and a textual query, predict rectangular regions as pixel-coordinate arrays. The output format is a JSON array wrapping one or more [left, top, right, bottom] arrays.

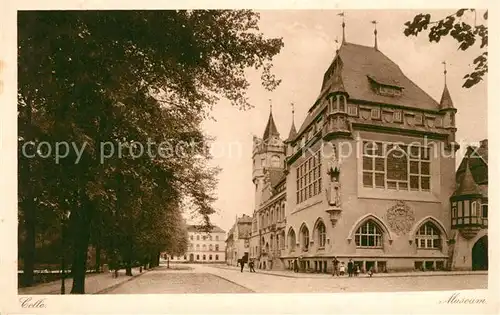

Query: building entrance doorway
[[472, 235, 488, 270], [189, 254, 194, 262]]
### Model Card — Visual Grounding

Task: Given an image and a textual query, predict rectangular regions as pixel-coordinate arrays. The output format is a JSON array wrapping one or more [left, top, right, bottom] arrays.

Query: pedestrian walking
[[347, 259, 353, 277], [249, 259, 256, 272], [367, 266, 374, 277], [240, 255, 248, 272], [293, 258, 299, 273], [354, 264, 360, 277], [332, 257, 339, 276], [339, 262, 346, 276]]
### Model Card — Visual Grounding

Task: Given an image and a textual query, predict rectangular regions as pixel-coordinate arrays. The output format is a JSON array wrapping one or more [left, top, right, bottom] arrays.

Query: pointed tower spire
[[453, 157, 481, 197], [338, 12, 346, 44], [287, 102, 297, 140], [262, 99, 280, 141], [371, 20, 378, 50], [439, 61, 455, 110]]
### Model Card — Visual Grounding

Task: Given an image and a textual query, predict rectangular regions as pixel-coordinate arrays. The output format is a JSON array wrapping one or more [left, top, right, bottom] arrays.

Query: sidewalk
[[212, 264, 488, 279], [18, 267, 148, 295]]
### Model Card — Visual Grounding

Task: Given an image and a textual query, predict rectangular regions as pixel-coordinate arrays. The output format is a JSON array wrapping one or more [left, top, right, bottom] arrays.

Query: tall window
[[415, 222, 441, 249], [190, 235, 194, 240], [296, 150, 322, 204], [452, 200, 485, 227], [209, 255, 213, 260], [317, 221, 326, 248], [362, 141, 430, 191], [301, 226, 310, 251], [355, 221, 382, 248], [216, 255, 219, 260], [281, 231, 285, 249], [209, 235, 212, 241], [196, 244, 200, 250], [202, 244, 206, 251], [197, 235, 200, 240], [203, 255, 206, 260], [216, 235, 219, 241], [196, 255, 200, 260], [271, 155, 280, 168], [209, 244, 213, 251], [215, 244, 219, 251], [288, 229, 296, 251]]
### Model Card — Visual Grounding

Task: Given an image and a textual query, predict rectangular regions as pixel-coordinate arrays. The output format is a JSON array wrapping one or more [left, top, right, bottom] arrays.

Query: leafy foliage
[[18, 10, 283, 292], [404, 9, 488, 88]]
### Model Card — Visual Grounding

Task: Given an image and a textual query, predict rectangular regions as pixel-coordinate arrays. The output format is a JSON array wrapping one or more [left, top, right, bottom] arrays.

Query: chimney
[[480, 139, 488, 148]]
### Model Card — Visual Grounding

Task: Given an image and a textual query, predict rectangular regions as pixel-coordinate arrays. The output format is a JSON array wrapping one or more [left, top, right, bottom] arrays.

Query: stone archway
[[472, 235, 488, 270], [189, 253, 194, 262]]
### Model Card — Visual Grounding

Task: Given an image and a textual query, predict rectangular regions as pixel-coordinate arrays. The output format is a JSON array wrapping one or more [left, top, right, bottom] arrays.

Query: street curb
[[208, 273, 256, 293], [211, 266, 487, 280], [94, 268, 153, 294]]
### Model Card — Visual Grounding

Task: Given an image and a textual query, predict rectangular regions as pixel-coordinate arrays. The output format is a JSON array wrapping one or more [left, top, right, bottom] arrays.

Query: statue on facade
[[326, 145, 341, 207]]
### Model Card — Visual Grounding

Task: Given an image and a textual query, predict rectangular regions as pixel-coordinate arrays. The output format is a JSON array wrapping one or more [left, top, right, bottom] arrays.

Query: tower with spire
[[252, 100, 285, 208], [439, 61, 459, 150]]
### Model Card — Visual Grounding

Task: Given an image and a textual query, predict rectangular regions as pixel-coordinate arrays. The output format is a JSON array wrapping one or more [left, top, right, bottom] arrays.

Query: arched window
[[202, 244, 207, 251], [203, 255, 206, 260], [209, 255, 213, 260], [216, 255, 219, 260], [316, 221, 326, 248], [271, 155, 280, 168], [288, 229, 296, 250], [270, 235, 274, 250], [190, 235, 194, 240], [216, 235, 219, 241], [355, 220, 383, 247], [276, 235, 279, 250], [416, 222, 441, 249], [209, 244, 213, 251], [196, 244, 200, 250], [202, 235, 206, 241], [196, 254, 200, 260], [215, 244, 219, 251], [209, 235, 212, 241], [196, 235, 200, 240], [184, 255, 187, 260], [281, 230, 286, 249], [300, 225, 310, 251]]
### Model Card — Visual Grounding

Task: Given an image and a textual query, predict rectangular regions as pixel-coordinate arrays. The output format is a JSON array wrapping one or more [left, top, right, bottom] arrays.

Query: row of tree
[[17, 10, 283, 293]]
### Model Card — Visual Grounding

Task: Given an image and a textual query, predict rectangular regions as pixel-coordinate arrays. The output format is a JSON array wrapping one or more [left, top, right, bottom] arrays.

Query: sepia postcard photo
[[0, 1, 497, 314]]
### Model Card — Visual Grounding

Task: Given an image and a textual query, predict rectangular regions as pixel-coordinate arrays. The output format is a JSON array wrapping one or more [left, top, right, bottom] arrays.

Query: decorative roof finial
[[442, 61, 447, 86], [371, 20, 378, 50], [291, 102, 295, 119], [269, 98, 272, 112], [338, 12, 346, 44]]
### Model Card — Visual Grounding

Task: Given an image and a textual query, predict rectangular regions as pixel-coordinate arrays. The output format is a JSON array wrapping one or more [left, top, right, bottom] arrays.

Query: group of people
[[237, 255, 256, 273], [332, 257, 374, 277]]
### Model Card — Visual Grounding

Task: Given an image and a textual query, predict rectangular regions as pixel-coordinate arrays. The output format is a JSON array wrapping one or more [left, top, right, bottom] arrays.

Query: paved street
[[104, 263, 487, 294]]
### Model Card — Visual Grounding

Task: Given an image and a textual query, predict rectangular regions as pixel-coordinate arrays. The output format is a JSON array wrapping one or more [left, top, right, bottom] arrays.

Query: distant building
[[163, 224, 226, 263], [225, 214, 252, 265], [449, 139, 488, 270]]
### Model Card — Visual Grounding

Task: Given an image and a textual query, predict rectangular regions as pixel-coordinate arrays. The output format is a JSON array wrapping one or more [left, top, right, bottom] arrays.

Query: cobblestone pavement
[[106, 265, 252, 294], [103, 263, 487, 294]]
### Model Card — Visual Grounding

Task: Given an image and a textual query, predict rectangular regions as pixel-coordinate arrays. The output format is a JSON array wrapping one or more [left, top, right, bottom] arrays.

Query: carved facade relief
[[386, 200, 415, 236]]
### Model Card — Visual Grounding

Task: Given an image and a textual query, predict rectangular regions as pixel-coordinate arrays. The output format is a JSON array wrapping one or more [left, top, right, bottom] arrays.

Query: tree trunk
[[95, 243, 101, 273], [70, 196, 93, 294], [22, 199, 36, 287]]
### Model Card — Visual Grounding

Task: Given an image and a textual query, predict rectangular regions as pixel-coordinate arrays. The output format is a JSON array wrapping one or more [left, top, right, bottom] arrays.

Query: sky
[[197, 10, 488, 233]]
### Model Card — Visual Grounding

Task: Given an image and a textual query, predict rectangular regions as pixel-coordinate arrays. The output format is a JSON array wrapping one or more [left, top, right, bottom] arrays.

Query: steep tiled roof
[[187, 224, 225, 233], [237, 214, 253, 224], [456, 141, 488, 187], [292, 42, 441, 142], [263, 111, 280, 141], [287, 121, 297, 141], [439, 84, 455, 110], [268, 169, 284, 188], [453, 158, 482, 197]]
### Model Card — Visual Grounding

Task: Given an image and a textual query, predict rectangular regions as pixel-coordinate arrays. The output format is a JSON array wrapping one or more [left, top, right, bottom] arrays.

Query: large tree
[[18, 10, 283, 293], [404, 9, 487, 88]]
